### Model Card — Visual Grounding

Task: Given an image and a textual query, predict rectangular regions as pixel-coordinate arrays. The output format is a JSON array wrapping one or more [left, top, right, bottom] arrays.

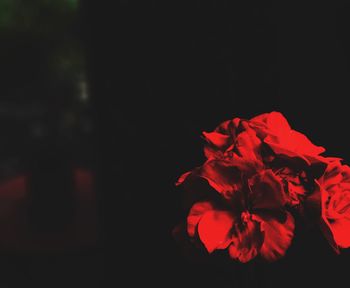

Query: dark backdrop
[[84, 1, 350, 287]]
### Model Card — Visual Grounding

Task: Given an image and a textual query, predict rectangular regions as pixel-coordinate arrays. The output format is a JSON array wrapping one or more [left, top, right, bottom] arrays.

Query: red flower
[[310, 162, 350, 250], [184, 167, 294, 263], [175, 111, 349, 262]]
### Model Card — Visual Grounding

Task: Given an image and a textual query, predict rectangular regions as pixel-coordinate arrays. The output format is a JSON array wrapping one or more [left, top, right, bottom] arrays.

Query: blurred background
[[0, 1, 100, 287], [2, 1, 350, 287]]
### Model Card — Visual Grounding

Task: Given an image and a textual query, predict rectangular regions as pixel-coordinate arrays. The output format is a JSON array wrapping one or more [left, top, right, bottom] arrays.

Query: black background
[[90, 1, 350, 287]]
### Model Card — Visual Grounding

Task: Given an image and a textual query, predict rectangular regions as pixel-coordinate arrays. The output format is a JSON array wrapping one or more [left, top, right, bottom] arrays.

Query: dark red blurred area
[[0, 169, 96, 251], [0, 167, 100, 287]]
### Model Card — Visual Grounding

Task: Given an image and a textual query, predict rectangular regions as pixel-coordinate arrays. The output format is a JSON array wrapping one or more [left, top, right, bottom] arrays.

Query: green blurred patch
[[0, 0, 14, 28], [67, 0, 79, 10], [0, 0, 79, 31]]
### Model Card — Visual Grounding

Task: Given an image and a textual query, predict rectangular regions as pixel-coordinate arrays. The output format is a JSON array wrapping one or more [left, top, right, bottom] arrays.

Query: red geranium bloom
[[175, 111, 349, 262], [185, 169, 294, 263]]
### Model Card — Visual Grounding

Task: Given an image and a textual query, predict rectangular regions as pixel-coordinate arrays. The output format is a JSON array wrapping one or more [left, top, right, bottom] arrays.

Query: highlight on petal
[[187, 201, 214, 237], [197, 210, 234, 253], [254, 211, 295, 262]]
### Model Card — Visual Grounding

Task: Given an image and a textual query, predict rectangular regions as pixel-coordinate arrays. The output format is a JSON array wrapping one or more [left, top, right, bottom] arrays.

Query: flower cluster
[[175, 112, 350, 262]]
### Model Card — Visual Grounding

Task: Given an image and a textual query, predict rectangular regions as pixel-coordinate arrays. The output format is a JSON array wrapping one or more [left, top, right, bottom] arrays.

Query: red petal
[[318, 166, 350, 249], [305, 155, 341, 165], [305, 180, 340, 252], [341, 165, 350, 181], [176, 171, 192, 186], [254, 211, 295, 262], [289, 130, 325, 156], [203, 146, 224, 160], [187, 201, 214, 237], [198, 210, 234, 253], [228, 216, 262, 263], [250, 111, 290, 140], [250, 112, 270, 124], [251, 112, 325, 160], [228, 244, 259, 263], [327, 191, 350, 219], [215, 118, 240, 135], [321, 161, 344, 188], [264, 140, 311, 164], [249, 170, 286, 210], [215, 119, 232, 133], [202, 131, 231, 149], [330, 218, 350, 248], [265, 112, 291, 134], [232, 125, 263, 173], [197, 160, 241, 200]]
